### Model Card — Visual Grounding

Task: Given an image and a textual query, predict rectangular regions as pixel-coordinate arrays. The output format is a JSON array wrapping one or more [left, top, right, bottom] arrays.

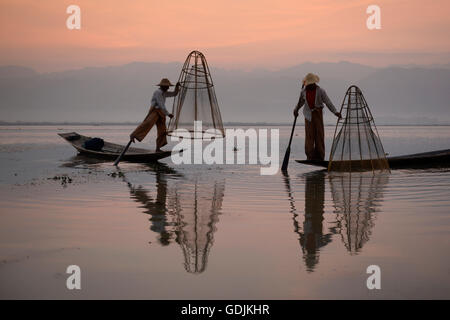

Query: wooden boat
[[58, 132, 177, 163], [296, 149, 450, 170]]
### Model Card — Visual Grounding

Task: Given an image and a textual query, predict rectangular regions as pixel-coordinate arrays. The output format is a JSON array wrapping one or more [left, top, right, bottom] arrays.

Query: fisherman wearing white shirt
[[130, 78, 180, 152], [151, 80, 179, 116]]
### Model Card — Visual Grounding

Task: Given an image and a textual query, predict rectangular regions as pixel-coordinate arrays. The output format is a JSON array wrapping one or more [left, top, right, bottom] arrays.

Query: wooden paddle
[[282, 83, 305, 172], [113, 139, 133, 166], [281, 114, 298, 172]]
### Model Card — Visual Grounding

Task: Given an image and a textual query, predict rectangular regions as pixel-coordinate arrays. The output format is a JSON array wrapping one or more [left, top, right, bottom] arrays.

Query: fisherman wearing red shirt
[[294, 73, 342, 160]]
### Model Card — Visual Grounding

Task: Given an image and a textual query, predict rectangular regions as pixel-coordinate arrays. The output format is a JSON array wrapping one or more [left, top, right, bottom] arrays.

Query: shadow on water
[[124, 168, 226, 274], [283, 170, 389, 272]]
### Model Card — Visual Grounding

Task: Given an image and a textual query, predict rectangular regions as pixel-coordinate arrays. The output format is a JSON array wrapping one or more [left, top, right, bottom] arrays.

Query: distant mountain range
[[0, 61, 449, 124]]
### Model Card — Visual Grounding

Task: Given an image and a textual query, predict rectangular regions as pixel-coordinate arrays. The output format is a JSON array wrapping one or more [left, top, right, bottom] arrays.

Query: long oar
[[281, 115, 298, 172], [113, 139, 133, 166]]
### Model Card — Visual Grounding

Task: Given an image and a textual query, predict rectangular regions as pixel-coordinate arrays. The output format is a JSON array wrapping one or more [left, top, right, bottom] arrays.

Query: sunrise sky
[[0, 0, 449, 72]]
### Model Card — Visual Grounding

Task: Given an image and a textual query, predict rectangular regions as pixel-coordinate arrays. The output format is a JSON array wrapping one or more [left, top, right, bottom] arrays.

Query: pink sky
[[0, 0, 449, 72]]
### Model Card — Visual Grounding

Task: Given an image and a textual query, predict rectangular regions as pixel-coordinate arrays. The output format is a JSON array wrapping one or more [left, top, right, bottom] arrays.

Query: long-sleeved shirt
[[294, 86, 338, 122], [151, 87, 179, 116]]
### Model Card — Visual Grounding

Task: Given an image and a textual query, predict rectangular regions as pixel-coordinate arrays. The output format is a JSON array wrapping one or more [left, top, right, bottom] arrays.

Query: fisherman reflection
[[127, 171, 173, 245], [329, 172, 388, 254], [284, 171, 332, 272], [301, 171, 333, 271]]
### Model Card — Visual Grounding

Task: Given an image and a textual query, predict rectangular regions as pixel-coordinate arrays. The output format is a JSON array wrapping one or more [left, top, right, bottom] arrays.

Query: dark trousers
[[304, 109, 325, 160]]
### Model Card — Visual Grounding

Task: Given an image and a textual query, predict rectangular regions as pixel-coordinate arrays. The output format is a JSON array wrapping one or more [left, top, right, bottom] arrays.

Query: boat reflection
[[126, 172, 225, 274], [329, 172, 389, 254], [61, 155, 179, 174], [60, 154, 112, 167]]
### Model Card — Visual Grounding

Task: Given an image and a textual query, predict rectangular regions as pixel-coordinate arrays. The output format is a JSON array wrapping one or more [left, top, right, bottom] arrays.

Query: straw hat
[[303, 73, 320, 86], [157, 78, 174, 87]]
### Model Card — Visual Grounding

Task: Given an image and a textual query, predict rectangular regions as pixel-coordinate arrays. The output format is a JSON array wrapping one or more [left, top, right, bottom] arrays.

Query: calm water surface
[[0, 125, 449, 299]]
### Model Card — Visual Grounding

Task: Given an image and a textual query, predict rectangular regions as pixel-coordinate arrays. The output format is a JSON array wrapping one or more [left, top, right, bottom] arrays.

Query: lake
[[0, 125, 449, 299]]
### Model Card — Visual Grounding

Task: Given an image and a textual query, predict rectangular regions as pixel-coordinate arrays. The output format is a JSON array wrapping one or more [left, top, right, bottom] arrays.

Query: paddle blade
[[281, 146, 291, 172]]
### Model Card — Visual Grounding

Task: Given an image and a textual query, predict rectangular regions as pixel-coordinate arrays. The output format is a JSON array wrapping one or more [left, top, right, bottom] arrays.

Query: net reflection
[[173, 180, 225, 274], [329, 172, 389, 254], [127, 173, 225, 274]]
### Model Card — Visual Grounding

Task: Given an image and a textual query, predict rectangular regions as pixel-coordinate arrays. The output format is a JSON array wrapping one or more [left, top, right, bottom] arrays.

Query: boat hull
[[296, 149, 450, 170], [58, 132, 175, 163]]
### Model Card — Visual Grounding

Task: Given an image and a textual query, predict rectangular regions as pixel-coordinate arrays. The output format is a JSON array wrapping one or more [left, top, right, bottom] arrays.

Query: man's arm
[[321, 88, 341, 118], [164, 82, 181, 97]]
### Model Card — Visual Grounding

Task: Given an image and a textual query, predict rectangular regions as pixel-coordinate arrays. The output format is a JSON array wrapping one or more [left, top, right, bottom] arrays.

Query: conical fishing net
[[328, 85, 389, 172], [168, 51, 225, 138]]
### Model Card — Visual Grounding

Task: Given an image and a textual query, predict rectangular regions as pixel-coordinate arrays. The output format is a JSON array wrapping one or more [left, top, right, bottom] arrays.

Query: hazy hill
[[0, 66, 38, 78], [0, 62, 449, 124]]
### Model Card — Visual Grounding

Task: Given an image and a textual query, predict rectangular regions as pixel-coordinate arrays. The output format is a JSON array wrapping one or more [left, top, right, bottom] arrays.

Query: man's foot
[[155, 148, 164, 153]]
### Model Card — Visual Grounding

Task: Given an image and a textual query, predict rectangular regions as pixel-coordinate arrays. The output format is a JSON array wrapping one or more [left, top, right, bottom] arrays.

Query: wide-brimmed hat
[[156, 78, 174, 87], [303, 73, 320, 86]]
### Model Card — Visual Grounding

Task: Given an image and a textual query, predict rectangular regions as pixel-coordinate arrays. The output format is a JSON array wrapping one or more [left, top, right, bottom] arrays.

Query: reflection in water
[[329, 172, 389, 254], [301, 171, 333, 271], [60, 154, 110, 167], [284, 170, 389, 271], [126, 172, 225, 274], [61, 154, 226, 274], [128, 172, 172, 246], [173, 180, 225, 274], [284, 171, 332, 272]]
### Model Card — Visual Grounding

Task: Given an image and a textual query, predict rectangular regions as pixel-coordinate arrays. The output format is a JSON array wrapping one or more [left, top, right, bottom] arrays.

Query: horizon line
[[1, 121, 450, 127], [2, 59, 450, 75]]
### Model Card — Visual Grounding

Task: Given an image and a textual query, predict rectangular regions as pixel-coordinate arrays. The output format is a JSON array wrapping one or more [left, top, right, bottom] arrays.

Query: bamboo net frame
[[168, 51, 225, 138], [328, 85, 390, 172]]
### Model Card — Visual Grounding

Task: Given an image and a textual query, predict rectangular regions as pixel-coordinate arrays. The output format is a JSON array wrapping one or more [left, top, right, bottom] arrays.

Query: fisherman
[[293, 73, 341, 161], [130, 78, 180, 152]]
